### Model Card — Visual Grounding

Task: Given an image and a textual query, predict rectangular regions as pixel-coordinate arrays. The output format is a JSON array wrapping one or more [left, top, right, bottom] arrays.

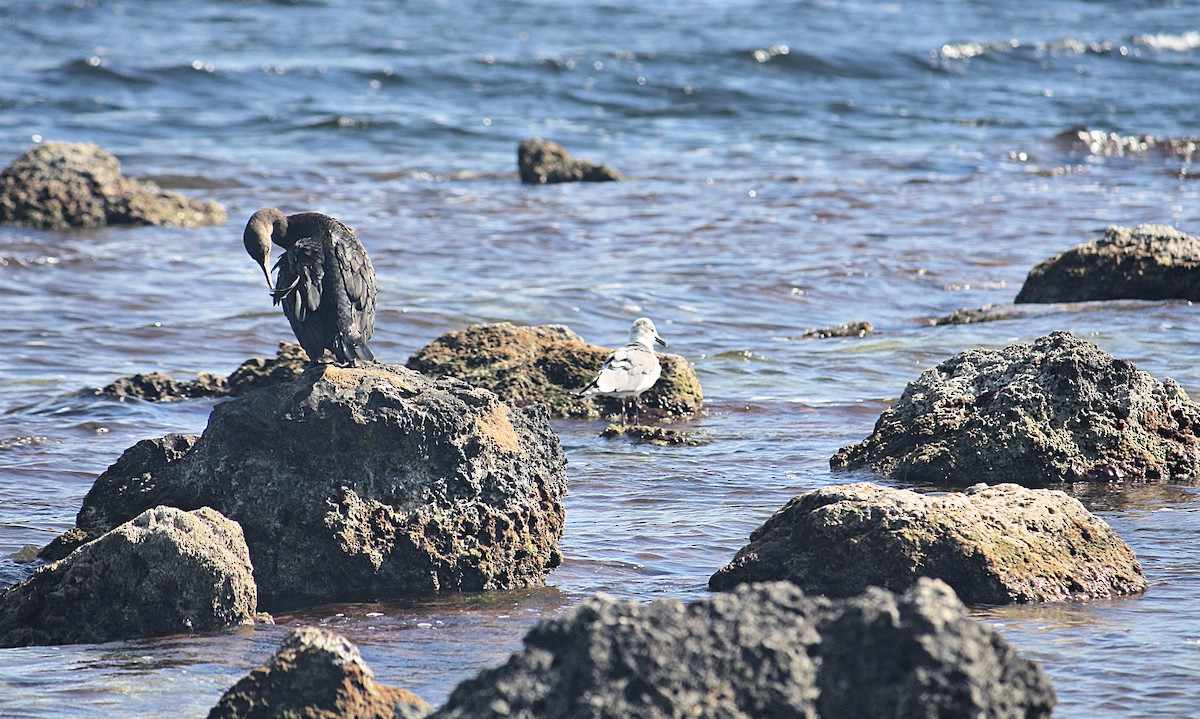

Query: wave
[[1051, 127, 1200, 160], [933, 31, 1200, 63]]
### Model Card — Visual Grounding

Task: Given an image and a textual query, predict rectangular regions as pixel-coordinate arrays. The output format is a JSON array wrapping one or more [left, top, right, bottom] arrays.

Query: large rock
[[98, 342, 308, 402], [43, 363, 568, 604], [433, 580, 1055, 719], [0, 141, 226, 229], [407, 322, 703, 421], [0, 506, 257, 647], [209, 627, 430, 719], [709, 482, 1146, 604], [831, 331, 1200, 486], [517, 139, 623, 184], [1015, 224, 1200, 303]]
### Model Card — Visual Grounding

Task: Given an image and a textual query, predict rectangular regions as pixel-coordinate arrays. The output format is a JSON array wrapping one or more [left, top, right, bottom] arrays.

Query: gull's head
[[243, 207, 287, 289], [630, 317, 667, 349]]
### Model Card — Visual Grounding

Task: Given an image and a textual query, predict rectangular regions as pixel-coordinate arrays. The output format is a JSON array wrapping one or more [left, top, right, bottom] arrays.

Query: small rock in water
[[803, 320, 874, 338], [600, 423, 705, 446], [930, 304, 1024, 326], [97, 342, 308, 402], [517, 138, 623, 184]]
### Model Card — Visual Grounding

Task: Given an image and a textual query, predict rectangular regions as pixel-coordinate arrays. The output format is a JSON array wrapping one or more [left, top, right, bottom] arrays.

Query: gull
[[578, 317, 668, 419]]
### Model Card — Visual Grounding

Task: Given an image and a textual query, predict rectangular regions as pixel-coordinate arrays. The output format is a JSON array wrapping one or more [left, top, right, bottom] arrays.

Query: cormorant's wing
[[275, 239, 331, 361], [332, 228, 377, 340]]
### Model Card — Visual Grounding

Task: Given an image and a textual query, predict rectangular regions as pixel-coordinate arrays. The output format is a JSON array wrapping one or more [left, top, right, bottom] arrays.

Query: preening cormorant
[[578, 317, 667, 414], [243, 207, 377, 366]]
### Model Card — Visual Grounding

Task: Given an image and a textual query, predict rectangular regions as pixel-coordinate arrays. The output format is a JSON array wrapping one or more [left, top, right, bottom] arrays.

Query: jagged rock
[[803, 321, 874, 339], [709, 482, 1146, 604], [517, 138, 623, 184], [224, 341, 310, 394], [407, 322, 703, 421], [1, 506, 258, 647], [433, 580, 1055, 719], [1015, 224, 1200, 303], [831, 331, 1200, 486], [0, 142, 226, 229], [930, 304, 1024, 326], [98, 342, 308, 402], [43, 363, 568, 605], [209, 627, 430, 719]]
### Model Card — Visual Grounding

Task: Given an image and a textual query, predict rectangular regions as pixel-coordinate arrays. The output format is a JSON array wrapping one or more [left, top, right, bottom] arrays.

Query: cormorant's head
[[243, 207, 287, 289]]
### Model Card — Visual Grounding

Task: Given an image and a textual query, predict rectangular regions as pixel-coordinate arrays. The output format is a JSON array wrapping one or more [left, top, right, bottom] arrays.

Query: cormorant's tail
[[333, 336, 375, 365]]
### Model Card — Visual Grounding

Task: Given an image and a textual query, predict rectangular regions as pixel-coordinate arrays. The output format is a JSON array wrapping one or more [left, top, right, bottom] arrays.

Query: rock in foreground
[[710, 482, 1146, 604], [45, 363, 568, 605], [1, 506, 257, 647], [832, 331, 1200, 486], [209, 627, 430, 719], [0, 142, 226, 229], [407, 322, 703, 421], [433, 580, 1054, 719], [1015, 224, 1200, 304], [517, 138, 623, 184]]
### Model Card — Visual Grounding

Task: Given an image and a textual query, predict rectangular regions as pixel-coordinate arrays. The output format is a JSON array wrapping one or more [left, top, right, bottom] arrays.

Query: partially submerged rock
[[803, 320, 874, 339], [517, 138, 623, 184], [433, 580, 1055, 719], [832, 331, 1200, 486], [407, 322, 703, 421], [710, 482, 1146, 604], [1, 506, 257, 647], [599, 423, 705, 446], [98, 342, 308, 402], [45, 363, 568, 605], [1015, 224, 1200, 303], [930, 304, 1025, 326], [0, 142, 226, 229], [209, 627, 431, 719]]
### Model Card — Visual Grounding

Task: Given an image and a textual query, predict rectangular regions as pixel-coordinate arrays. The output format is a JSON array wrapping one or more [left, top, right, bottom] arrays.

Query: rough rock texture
[[931, 304, 1025, 326], [44, 363, 568, 604], [433, 580, 1055, 719], [0, 142, 226, 229], [517, 138, 623, 184], [98, 342, 308, 402], [709, 482, 1146, 604], [0, 506, 257, 647], [407, 322, 703, 421], [600, 424, 705, 446], [831, 331, 1200, 486], [209, 627, 431, 719], [803, 321, 874, 339], [1015, 224, 1200, 304]]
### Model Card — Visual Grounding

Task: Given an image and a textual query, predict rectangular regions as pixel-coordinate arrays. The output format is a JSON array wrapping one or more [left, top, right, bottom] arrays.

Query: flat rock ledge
[[0, 506, 258, 647], [432, 580, 1055, 719], [0, 142, 226, 229], [709, 482, 1146, 604], [42, 362, 568, 606], [517, 138, 623, 184], [209, 627, 431, 719], [1015, 224, 1200, 304], [407, 322, 703, 421], [98, 342, 308, 401], [831, 331, 1200, 486]]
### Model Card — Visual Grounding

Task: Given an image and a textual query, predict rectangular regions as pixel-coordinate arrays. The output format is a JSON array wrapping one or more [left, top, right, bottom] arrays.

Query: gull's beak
[[655, 335, 668, 348]]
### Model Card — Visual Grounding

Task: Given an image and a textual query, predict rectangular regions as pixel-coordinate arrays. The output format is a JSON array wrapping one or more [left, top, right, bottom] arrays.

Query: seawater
[[1, 1, 1199, 716]]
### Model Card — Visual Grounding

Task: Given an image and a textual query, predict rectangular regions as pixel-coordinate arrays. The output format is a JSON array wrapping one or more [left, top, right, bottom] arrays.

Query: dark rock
[[432, 579, 1055, 719], [0, 506, 258, 647], [98, 342, 308, 402], [803, 321, 874, 339], [407, 322, 703, 421], [209, 626, 431, 719], [517, 138, 623, 184], [224, 341, 310, 395], [709, 482, 1146, 604], [600, 423, 705, 446], [0, 142, 226, 229], [1015, 224, 1200, 304], [831, 331, 1200, 486], [930, 304, 1024, 326], [44, 363, 568, 605]]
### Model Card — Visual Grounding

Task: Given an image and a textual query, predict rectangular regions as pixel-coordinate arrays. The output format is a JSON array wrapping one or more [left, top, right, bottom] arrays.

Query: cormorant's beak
[[655, 336, 668, 348], [258, 262, 273, 290]]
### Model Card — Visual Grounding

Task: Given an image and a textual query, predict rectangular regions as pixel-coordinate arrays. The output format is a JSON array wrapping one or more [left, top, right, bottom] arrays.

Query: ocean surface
[[2, 1, 1199, 716]]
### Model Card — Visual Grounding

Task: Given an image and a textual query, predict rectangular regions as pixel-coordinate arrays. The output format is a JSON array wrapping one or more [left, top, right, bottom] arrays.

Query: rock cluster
[[432, 580, 1055, 719], [407, 322, 703, 421], [1015, 224, 1200, 304], [832, 331, 1200, 486], [99, 342, 308, 401], [0, 141, 226, 229], [1, 506, 258, 647], [709, 482, 1146, 604], [517, 138, 623, 184]]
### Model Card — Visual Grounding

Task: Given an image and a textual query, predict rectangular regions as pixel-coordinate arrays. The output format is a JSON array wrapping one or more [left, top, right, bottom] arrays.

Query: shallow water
[[2, 1, 1200, 716]]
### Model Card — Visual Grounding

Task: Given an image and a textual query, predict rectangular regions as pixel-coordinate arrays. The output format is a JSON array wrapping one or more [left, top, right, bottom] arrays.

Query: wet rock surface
[[209, 627, 431, 719], [433, 579, 1055, 719], [803, 320, 874, 338], [599, 423, 705, 446], [0, 141, 226, 229], [45, 363, 568, 605], [1015, 224, 1200, 304], [930, 304, 1025, 326], [709, 482, 1146, 604], [98, 342, 308, 402], [831, 331, 1200, 486], [407, 322, 703, 421], [517, 138, 623, 184], [1, 506, 257, 647]]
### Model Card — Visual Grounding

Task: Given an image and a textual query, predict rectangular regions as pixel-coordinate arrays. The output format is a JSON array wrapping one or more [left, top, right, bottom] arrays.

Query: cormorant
[[578, 317, 667, 416], [243, 207, 377, 367]]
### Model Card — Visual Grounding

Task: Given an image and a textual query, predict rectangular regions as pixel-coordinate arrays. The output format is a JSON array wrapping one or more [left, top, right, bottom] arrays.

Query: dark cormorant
[[243, 207, 377, 366]]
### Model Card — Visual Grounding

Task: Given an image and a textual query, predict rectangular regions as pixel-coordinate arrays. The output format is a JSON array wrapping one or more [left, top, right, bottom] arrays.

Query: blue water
[[2, 1, 1200, 716]]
